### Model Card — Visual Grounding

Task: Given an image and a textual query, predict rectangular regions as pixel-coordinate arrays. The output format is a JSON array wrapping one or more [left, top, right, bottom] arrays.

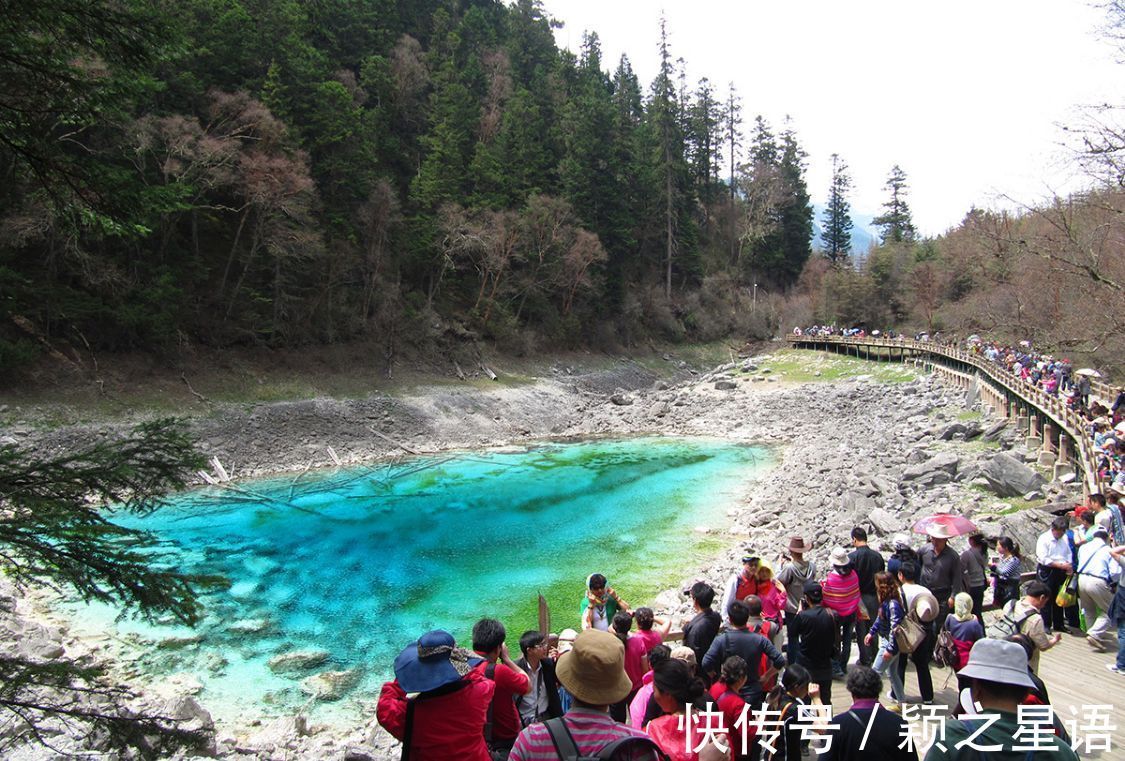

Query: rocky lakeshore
[[0, 349, 1077, 760]]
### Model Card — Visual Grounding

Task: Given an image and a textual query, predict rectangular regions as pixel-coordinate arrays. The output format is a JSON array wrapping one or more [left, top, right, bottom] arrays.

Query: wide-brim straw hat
[[957, 639, 1036, 688], [393, 630, 480, 693], [555, 629, 633, 705]]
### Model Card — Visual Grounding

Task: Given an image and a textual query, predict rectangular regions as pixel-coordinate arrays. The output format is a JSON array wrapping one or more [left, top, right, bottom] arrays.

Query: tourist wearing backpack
[[924, 639, 1079, 761], [988, 581, 1060, 674], [509, 629, 664, 761]]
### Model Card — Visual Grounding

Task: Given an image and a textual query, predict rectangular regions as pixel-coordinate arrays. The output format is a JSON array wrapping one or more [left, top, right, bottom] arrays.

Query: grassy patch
[[956, 410, 983, 422], [743, 349, 920, 384]]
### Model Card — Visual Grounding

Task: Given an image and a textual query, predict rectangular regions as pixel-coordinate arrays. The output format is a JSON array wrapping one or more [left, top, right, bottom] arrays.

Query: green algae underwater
[[77, 436, 770, 719]]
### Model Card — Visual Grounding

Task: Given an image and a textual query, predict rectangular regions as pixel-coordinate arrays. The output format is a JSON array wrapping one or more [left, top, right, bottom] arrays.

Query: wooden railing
[[786, 335, 1107, 496]]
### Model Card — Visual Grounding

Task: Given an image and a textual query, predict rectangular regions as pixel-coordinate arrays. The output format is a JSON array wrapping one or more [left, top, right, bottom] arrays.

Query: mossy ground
[[741, 349, 920, 384]]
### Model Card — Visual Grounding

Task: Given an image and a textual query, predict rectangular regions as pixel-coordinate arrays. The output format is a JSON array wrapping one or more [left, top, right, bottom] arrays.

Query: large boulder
[[982, 419, 1009, 442], [980, 454, 1047, 498], [268, 649, 330, 673], [301, 669, 362, 701], [866, 507, 906, 536], [901, 452, 961, 487]]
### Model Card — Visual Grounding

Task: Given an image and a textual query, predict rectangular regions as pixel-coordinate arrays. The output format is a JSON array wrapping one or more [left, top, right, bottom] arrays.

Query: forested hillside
[[1, 0, 815, 372]]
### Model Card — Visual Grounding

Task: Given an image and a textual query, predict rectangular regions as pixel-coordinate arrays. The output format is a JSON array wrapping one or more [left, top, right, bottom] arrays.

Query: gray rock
[[247, 714, 309, 748], [982, 420, 1009, 441], [344, 749, 377, 761], [268, 649, 331, 673], [939, 422, 970, 440], [902, 452, 960, 481], [714, 381, 738, 391], [609, 394, 633, 406], [1022, 490, 1043, 501], [979, 454, 1048, 498], [301, 669, 362, 701], [867, 507, 905, 536]]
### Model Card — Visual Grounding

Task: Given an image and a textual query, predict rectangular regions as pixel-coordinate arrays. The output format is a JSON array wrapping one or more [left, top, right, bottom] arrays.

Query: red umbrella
[[911, 513, 978, 538]]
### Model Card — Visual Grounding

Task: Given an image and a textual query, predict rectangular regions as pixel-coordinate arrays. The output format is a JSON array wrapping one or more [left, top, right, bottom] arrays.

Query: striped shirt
[[822, 569, 860, 616], [994, 555, 1022, 581], [509, 707, 661, 761]]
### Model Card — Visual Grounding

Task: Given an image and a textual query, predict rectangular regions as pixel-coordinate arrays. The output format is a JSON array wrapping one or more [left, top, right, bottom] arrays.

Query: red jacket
[[376, 670, 495, 761]]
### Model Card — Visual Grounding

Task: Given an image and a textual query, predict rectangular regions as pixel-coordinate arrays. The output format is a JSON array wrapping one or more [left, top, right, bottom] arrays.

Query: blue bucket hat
[[393, 630, 481, 693]]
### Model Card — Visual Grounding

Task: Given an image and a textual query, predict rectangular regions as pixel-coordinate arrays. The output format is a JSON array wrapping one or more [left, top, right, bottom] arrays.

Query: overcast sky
[[543, 0, 1121, 236]]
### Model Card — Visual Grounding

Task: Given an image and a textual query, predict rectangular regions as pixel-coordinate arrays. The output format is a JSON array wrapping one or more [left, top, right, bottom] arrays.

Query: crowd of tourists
[[377, 518, 1125, 760], [792, 325, 914, 340]]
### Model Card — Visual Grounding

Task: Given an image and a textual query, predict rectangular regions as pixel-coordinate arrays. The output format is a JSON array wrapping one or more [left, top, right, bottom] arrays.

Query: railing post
[[1037, 422, 1057, 467]]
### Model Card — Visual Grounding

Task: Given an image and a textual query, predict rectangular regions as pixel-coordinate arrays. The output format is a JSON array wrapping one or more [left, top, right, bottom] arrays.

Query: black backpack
[[542, 717, 669, 761]]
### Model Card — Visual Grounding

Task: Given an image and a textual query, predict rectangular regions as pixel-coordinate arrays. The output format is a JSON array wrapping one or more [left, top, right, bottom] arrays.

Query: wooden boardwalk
[[824, 630, 1125, 758]]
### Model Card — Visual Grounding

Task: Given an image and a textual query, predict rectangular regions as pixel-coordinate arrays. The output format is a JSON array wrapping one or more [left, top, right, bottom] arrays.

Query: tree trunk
[[219, 207, 250, 299], [665, 159, 673, 299]]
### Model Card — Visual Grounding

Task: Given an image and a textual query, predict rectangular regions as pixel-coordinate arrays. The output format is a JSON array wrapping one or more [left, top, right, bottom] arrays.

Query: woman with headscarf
[[942, 592, 984, 693]]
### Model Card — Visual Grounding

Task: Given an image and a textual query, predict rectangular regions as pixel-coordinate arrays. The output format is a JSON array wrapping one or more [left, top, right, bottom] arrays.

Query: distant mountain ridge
[[811, 203, 878, 257]]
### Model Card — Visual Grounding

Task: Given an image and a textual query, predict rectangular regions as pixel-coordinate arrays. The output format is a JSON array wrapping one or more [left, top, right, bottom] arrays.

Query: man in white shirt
[[514, 630, 562, 726], [1078, 529, 1120, 651], [1035, 516, 1078, 634]]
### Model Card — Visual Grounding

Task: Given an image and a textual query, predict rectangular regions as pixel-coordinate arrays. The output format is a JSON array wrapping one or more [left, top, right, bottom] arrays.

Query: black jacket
[[514, 656, 563, 722], [827, 704, 917, 761], [682, 608, 722, 666]]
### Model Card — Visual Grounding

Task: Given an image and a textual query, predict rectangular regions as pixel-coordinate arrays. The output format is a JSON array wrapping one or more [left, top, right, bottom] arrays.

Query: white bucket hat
[[957, 639, 1036, 688]]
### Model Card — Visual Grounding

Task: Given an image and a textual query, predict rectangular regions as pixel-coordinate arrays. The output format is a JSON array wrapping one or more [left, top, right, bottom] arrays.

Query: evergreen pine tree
[[871, 164, 917, 243], [777, 124, 813, 284], [821, 153, 853, 266], [0, 420, 215, 755]]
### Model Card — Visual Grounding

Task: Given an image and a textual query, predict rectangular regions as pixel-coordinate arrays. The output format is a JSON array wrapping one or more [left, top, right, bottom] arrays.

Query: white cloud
[[544, 0, 1121, 236]]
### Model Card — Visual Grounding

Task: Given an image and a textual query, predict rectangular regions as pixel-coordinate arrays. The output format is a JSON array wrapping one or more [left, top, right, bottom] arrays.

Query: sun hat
[[1117, 421, 1125, 434], [829, 547, 851, 567], [557, 628, 579, 655], [925, 523, 955, 539], [670, 646, 697, 666], [555, 629, 633, 705], [957, 639, 1036, 688], [787, 536, 812, 553], [393, 630, 481, 693]]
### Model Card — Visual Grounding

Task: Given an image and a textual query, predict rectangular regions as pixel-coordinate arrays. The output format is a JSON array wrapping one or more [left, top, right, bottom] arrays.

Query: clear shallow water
[[73, 436, 768, 723]]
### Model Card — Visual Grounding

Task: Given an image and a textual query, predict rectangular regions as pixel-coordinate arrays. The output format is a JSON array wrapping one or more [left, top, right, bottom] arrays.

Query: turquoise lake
[[77, 436, 769, 721]]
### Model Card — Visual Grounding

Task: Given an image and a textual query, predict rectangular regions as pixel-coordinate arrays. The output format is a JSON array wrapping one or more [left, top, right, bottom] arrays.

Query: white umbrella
[[1076, 368, 1102, 377]]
